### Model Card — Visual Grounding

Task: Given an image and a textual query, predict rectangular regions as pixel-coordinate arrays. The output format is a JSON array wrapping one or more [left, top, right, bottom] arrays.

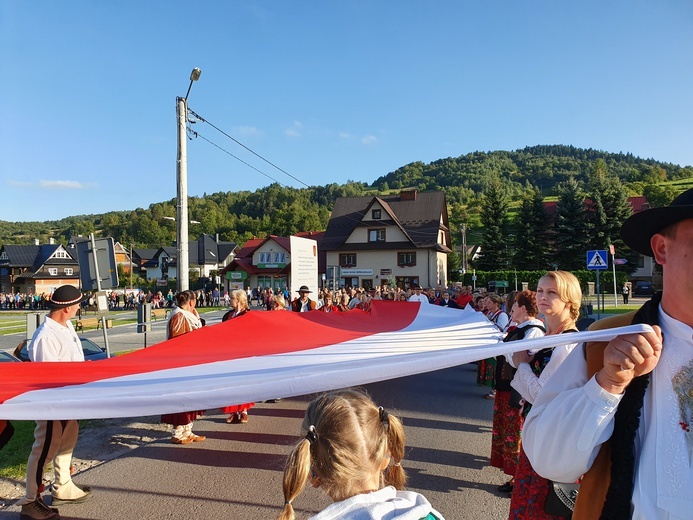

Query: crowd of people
[[5, 188, 692, 520]]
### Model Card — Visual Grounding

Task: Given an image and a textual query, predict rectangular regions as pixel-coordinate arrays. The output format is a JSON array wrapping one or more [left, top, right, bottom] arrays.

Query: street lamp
[[176, 67, 202, 293], [460, 224, 468, 274]]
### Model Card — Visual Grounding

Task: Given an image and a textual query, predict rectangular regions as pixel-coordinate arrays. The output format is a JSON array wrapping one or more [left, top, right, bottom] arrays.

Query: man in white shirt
[[17, 285, 93, 520], [407, 285, 429, 304], [523, 188, 693, 520]]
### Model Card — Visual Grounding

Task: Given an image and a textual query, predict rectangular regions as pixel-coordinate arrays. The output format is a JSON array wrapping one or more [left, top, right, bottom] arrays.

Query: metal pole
[[176, 96, 189, 292], [596, 270, 601, 320], [611, 248, 618, 308], [461, 224, 467, 274]]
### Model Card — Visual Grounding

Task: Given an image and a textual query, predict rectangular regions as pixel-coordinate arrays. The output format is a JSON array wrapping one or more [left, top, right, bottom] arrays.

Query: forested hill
[[372, 144, 691, 201], [1, 145, 691, 248]]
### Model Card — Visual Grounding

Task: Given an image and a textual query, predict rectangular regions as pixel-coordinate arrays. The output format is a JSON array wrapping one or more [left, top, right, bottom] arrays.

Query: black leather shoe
[[497, 482, 514, 493]]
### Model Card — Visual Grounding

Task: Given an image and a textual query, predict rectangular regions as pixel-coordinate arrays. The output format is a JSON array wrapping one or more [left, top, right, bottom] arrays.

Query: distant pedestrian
[[621, 282, 630, 304]]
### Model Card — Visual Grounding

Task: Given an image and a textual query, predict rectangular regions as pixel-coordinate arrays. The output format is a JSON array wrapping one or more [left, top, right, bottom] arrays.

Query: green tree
[[475, 177, 509, 271], [643, 183, 680, 208], [512, 187, 550, 270], [553, 179, 591, 270]]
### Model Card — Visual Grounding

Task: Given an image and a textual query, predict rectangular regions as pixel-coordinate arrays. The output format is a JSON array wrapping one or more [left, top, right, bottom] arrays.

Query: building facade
[[321, 190, 451, 290]]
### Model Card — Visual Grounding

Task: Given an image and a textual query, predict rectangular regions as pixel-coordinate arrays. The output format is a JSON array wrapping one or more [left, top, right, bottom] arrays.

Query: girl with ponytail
[[279, 389, 443, 520]]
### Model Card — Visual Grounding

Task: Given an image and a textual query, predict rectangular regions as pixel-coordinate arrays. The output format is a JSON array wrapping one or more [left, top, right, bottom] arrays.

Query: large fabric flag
[[0, 301, 650, 420]]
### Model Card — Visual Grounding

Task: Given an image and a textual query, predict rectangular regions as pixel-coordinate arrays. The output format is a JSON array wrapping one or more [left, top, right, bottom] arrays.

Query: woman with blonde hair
[[507, 271, 581, 520], [272, 293, 287, 310], [279, 389, 443, 520], [220, 289, 255, 423]]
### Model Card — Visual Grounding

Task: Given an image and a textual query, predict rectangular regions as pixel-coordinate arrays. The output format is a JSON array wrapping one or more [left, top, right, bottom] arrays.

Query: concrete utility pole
[[176, 67, 201, 293]]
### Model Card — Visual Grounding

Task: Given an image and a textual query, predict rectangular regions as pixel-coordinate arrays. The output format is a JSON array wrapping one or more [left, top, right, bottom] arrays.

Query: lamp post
[[176, 67, 202, 293], [460, 224, 468, 274]]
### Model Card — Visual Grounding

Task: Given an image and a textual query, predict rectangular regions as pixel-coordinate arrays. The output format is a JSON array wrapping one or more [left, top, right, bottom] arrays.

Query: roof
[[142, 236, 237, 268], [544, 195, 649, 218], [321, 191, 449, 251]]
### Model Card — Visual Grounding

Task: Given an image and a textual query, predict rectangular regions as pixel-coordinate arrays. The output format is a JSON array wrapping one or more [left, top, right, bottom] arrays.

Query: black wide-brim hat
[[296, 285, 312, 293], [620, 188, 693, 257], [47, 285, 89, 309]]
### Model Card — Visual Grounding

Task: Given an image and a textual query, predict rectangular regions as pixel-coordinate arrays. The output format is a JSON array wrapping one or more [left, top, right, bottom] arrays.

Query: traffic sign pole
[[610, 245, 618, 308]]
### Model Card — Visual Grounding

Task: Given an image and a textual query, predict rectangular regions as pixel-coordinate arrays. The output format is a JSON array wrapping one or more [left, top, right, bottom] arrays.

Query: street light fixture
[[176, 67, 202, 293]]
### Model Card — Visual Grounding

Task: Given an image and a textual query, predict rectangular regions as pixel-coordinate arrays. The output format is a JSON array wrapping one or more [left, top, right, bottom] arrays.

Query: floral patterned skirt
[[477, 358, 496, 387], [508, 447, 568, 520], [490, 390, 524, 477]]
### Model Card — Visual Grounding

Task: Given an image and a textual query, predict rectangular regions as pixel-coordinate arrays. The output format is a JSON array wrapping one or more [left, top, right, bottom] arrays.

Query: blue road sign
[[586, 250, 608, 270]]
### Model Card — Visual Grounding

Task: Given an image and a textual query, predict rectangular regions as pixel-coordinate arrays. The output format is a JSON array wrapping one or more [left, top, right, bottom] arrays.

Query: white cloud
[[234, 126, 263, 137], [285, 120, 303, 138], [339, 132, 353, 139], [39, 180, 93, 190], [361, 135, 378, 145]]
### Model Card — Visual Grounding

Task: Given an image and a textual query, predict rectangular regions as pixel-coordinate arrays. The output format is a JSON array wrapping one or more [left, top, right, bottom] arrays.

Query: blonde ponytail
[[278, 438, 312, 520]]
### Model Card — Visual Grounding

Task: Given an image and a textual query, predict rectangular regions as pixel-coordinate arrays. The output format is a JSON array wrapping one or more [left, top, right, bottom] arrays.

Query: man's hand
[[595, 326, 663, 395], [512, 350, 533, 367]]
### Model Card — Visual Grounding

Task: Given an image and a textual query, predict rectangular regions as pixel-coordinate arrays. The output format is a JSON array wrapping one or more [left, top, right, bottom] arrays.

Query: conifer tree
[[553, 179, 591, 270], [513, 187, 550, 270], [475, 176, 509, 271]]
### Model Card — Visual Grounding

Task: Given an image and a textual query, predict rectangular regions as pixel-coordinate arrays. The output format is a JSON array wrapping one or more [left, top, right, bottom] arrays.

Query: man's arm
[[522, 345, 622, 482]]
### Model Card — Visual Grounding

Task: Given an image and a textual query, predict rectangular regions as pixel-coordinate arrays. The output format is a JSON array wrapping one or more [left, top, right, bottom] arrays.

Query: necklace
[[672, 358, 693, 460]]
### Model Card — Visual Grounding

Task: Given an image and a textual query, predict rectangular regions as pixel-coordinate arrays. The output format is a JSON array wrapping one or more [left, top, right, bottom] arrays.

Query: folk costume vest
[[574, 292, 662, 520]]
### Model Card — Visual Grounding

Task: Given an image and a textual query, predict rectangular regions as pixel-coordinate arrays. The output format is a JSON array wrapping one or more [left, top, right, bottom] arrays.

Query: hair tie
[[378, 406, 389, 424], [305, 425, 318, 444], [394, 461, 401, 467]]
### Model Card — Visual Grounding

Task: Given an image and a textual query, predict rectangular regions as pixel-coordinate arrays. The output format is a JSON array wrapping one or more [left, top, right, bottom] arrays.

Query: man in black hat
[[291, 285, 316, 312], [17, 285, 92, 520], [522, 188, 693, 519]]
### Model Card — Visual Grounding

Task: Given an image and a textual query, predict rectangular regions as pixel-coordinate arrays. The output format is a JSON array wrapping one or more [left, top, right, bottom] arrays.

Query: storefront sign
[[341, 268, 374, 276]]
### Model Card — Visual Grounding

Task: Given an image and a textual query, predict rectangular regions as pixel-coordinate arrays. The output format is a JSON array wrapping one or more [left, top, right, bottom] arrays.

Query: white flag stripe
[[0, 305, 653, 420]]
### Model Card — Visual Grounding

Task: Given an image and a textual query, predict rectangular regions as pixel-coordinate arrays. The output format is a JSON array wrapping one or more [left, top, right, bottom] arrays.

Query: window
[[64, 268, 73, 275], [395, 276, 419, 290], [273, 252, 286, 264], [48, 268, 58, 276], [369, 229, 386, 242], [372, 209, 381, 220], [53, 250, 69, 259], [339, 254, 357, 267], [397, 252, 416, 267], [258, 252, 271, 263]]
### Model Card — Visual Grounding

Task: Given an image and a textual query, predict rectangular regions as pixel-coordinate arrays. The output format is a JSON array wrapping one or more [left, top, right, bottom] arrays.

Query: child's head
[[279, 389, 406, 520]]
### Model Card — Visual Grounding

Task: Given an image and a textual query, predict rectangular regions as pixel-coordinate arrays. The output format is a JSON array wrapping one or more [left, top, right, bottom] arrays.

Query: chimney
[[49, 238, 55, 245], [400, 189, 418, 201], [33, 238, 40, 246]]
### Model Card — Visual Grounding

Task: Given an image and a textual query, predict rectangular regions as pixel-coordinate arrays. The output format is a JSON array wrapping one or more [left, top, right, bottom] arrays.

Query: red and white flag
[[0, 301, 650, 420]]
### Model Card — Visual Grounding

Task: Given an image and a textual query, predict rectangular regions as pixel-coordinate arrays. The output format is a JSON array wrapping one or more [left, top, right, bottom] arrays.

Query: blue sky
[[1, 1, 692, 222]]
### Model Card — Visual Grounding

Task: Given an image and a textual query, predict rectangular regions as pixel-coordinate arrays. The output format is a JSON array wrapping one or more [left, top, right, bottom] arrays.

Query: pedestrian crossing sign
[[586, 250, 608, 270]]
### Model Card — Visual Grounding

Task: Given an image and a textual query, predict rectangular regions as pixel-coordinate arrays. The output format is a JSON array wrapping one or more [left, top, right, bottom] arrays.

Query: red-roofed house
[[219, 233, 325, 293]]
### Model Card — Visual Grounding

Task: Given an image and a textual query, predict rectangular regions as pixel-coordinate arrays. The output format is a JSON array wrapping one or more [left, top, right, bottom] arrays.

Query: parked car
[[14, 337, 111, 362], [0, 350, 21, 362], [633, 281, 655, 296]]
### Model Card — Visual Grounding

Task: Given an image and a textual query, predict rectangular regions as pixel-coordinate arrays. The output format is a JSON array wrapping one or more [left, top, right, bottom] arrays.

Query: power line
[[188, 108, 311, 188], [188, 127, 285, 186]]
